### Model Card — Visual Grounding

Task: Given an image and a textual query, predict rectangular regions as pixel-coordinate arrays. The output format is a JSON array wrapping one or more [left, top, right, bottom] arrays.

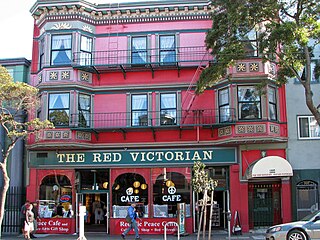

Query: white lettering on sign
[[120, 195, 139, 202], [162, 195, 181, 202], [130, 150, 213, 162], [57, 153, 85, 163]]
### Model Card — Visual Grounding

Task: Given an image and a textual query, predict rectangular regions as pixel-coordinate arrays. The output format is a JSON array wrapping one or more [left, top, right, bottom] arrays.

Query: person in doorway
[[121, 202, 141, 240]]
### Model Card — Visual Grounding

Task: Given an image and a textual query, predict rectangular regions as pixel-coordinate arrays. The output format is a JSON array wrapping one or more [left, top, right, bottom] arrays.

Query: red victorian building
[[27, 0, 292, 236]]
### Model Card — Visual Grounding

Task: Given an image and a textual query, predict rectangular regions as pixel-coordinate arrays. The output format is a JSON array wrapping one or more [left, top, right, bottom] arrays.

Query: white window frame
[[297, 116, 320, 139]]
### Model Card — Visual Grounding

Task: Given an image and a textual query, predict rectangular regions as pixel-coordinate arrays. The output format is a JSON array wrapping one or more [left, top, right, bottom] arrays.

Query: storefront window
[[77, 170, 109, 191], [39, 175, 72, 218], [112, 173, 148, 218], [152, 168, 191, 218]]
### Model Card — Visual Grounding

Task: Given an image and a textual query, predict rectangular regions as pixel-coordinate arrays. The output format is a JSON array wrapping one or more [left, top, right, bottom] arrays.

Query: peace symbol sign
[[168, 186, 176, 195]]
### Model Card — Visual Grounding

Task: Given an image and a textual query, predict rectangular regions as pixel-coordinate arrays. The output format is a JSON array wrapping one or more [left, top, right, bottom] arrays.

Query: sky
[[0, 0, 144, 60]]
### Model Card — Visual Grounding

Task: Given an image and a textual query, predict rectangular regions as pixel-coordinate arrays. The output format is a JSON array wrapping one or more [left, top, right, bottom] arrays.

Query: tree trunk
[[0, 162, 10, 238]]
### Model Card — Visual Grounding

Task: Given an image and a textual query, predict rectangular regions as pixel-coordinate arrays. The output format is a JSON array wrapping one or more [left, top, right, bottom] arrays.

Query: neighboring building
[[27, 0, 292, 235], [0, 58, 31, 233], [286, 41, 320, 221]]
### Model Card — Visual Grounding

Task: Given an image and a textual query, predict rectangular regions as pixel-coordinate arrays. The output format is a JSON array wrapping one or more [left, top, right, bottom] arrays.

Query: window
[[51, 35, 72, 65], [131, 94, 148, 126], [39, 38, 45, 69], [298, 116, 320, 139], [112, 173, 148, 218], [77, 170, 109, 191], [268, 87, 277, 121], [80, 35, 93, 66], [39, 174, 72, 218], [131, 36, 147, 64], [160, 93, 177, 125], [48, 93, 70, 126], [239, 29, 258, 57], [152, 168, 191, 218], [78, 94, 91, 127], [238, 86, 261, 120], [218, 88, 231, 122], [159, 35, 176, 64]]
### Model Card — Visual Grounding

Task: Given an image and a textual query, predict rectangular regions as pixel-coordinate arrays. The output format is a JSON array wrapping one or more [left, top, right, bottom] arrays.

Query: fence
[[2, 186, 25, 234]]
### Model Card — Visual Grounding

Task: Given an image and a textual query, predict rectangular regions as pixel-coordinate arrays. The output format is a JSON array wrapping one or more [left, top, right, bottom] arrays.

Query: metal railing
[[69, 109, 236, 130], [73, 46, 213, 68]]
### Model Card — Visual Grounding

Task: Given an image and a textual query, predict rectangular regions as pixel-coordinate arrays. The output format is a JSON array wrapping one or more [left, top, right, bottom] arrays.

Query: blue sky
[[0, 0, 144, 60]]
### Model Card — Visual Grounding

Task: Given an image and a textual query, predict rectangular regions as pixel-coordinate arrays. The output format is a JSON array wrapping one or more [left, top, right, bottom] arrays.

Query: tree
[[0, 66, 53, 237], [196, 0, 320, 124], [192, 161, 217, 240]]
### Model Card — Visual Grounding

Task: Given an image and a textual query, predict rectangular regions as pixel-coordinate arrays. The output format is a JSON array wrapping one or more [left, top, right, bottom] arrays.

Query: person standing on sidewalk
[[121, 202, 141, 240]]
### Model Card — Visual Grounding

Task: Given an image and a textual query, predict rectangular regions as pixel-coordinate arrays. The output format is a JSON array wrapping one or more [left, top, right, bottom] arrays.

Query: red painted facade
[[27, 0, 292, 236]]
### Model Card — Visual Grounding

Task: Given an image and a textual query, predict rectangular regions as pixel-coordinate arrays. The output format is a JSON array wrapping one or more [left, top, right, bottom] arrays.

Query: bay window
[[238, 86, 261, 120], [80, 35, 93, 66], [268, 87, 277, 121], [51, 34, 72, 66], [48, 93, 70, 126], [218, 88, 230, 122], [79, 94, 91, 127]]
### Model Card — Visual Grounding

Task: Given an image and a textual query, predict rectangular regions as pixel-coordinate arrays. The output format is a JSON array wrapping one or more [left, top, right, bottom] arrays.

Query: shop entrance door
[[195, 190, 227, 230], [248, 182, 281, 228], [76, 192, 109, 233]]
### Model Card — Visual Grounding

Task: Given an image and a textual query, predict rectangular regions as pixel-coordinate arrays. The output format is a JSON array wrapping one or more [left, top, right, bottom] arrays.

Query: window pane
[[132, 37, 147, 64], [152, 168, 191, 218], [238, 86, 261, 120], [79, 94, 91, 127], [219, 88, 229, 106], [299, 117, 310, 138], [51, 35, 72, 65], [239, 103, 261, 119], [132, 94, 147, 126], [81, 36, 92, 52], [49, 93, 70, 126], [160, 35, 175, 63], [160, 93, 176, 125], [310, 117, 320, 137]]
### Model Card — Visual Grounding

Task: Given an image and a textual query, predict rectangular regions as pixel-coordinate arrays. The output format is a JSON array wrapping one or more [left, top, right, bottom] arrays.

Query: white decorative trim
[[82, 25, 93, 33], [51, 22, 72, 30]]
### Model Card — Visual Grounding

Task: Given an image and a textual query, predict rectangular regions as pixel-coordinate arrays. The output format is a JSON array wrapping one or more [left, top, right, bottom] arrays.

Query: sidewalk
[[2, 231, 266, 240]]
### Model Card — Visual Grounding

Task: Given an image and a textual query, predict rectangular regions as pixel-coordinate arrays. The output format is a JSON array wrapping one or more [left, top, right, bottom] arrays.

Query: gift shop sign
[[36, 218, 72, 234]]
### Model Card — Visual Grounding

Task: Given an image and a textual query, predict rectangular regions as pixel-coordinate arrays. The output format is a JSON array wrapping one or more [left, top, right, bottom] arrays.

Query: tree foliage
[[192, 161, 217, 193], [0, 65, 53, 236], [197, 0, 320, 124]]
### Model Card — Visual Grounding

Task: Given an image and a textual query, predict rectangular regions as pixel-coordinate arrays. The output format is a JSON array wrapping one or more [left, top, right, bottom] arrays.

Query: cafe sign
[[30, 148, 236, 167]]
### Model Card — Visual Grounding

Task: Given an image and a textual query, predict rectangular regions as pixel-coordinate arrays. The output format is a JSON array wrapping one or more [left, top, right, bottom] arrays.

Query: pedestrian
[[24, 204, 35, 240], [20, 200, 30, 234], [30, 202, 38, 238], [121, 202, 141, 240]]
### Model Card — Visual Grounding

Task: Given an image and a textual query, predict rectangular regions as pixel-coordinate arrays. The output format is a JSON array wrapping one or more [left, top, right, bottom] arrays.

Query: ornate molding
[[32, 2, 212, 25]]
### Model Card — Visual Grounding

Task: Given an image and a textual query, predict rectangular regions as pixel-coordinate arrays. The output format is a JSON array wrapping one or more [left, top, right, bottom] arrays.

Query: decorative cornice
[[31, 0, 212, 26]]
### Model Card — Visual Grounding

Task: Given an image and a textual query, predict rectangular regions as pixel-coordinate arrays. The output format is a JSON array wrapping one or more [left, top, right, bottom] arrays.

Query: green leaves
[[0, 65, 54, 143], [192, 161, 218, 193]]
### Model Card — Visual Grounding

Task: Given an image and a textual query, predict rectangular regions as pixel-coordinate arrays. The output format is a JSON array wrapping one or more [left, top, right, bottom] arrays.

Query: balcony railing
[[72, 46, 213, 69], [69, 109, 236, 130]]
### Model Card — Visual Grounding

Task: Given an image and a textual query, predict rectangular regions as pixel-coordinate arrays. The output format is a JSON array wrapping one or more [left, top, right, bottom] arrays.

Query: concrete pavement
[[2, 230, 266, 240]]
